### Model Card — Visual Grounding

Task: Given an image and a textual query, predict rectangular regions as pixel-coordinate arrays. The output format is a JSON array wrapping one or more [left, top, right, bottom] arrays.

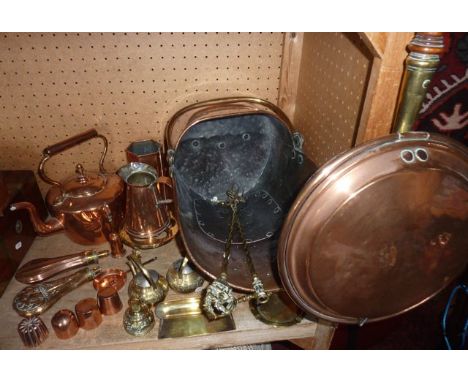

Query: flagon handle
[[156, 176, 173, 204]]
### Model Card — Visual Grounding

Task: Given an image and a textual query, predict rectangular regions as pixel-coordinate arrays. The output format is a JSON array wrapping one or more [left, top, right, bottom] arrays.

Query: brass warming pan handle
[[38, 128, 109, 188]]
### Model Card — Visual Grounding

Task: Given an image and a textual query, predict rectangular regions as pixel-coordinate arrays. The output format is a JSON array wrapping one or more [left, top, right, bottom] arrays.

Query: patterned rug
[[414, 32, 468, 146]]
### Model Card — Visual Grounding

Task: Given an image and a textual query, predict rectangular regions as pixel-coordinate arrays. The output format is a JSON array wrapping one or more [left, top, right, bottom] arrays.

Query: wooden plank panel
[[359, 33, 413, 142]]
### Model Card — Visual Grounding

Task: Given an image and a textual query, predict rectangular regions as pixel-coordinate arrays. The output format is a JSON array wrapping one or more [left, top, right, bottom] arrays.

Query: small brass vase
[[123, 299, 155, 336], [166, 257, 204, 293], [127, 256, 168, 307]]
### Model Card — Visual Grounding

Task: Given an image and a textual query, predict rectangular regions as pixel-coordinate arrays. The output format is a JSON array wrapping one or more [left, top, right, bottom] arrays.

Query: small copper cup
[[98, 287, 123, 315], [51, 309, 79, 339], [75, 298, 102, 330]]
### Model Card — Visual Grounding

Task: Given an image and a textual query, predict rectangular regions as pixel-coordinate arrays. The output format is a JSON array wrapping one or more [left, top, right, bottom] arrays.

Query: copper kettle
[[11, 129, 125, 257]]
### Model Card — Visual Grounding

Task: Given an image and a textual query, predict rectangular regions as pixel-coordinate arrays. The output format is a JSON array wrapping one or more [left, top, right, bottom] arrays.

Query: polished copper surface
[[11, 129, 125, 256], [119, 214, 179, 249], [17, 316, 49, 348], [118, 162, 173, 247], [126, 139, 173, 217], [278, 132, 468, 324], [75, 298, 102, 330], [126, 139, 166, 178], [51, 309, 79, 339], [165, 97, 310, 292], [93, 268, 127, 292], [97, 287, 123, 315], [15, 249, 109, 284], [108, 232, 125, 258]]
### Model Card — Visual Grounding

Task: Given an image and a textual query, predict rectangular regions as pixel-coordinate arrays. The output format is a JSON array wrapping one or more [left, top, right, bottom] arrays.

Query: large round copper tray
[[278, 132, 468, 324]]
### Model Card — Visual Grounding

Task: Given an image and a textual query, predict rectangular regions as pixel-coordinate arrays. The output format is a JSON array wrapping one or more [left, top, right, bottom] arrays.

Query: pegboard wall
[[293, 33, 373, 166], [0, 32, 283, 195]]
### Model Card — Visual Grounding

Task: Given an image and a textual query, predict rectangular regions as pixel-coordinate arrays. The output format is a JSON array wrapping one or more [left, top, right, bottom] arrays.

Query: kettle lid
[[60, 164, 107, 198]]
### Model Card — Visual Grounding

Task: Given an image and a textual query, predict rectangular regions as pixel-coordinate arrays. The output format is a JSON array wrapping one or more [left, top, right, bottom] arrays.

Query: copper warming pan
[[278, 132, 468, 324], [165, 97, 314, 292]]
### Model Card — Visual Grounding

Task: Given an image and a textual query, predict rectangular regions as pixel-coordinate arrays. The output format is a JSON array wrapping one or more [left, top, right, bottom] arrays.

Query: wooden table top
[[0, 233, 334, 349]]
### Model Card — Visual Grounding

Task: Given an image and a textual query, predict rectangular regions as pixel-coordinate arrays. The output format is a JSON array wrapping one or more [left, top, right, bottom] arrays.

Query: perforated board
[[293, 33, 373, 166], [0, 32, 283, 195]]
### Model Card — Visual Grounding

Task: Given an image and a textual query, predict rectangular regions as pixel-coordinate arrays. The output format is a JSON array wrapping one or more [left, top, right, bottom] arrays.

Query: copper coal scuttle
[[165, 97, 314, 293]]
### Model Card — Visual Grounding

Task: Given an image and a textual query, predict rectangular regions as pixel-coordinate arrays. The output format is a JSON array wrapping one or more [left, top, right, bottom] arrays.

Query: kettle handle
[[38, 129, 109, 188]]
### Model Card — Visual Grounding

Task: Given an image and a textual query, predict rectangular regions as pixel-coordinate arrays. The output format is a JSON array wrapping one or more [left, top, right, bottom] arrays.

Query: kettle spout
[[11, 201, 64, 235]]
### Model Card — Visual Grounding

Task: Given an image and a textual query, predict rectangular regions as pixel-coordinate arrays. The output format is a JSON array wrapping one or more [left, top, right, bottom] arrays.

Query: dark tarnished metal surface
[[278, 132, 468, 324], [166, 97, 314, 292]]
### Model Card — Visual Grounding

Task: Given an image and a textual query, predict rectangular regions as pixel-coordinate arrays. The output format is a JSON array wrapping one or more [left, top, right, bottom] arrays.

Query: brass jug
[[127, 255, 168, 307], [118, 162, 173, 247]]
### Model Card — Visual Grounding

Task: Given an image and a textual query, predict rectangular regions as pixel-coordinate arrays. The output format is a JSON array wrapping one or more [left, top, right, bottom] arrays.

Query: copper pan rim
[[164, 96, 294, 151], [277, 131, 468, 324]]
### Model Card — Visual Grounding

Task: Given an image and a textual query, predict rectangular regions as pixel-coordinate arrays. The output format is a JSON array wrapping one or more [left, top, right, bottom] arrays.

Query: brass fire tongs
[[202, 188, 269, 320]]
